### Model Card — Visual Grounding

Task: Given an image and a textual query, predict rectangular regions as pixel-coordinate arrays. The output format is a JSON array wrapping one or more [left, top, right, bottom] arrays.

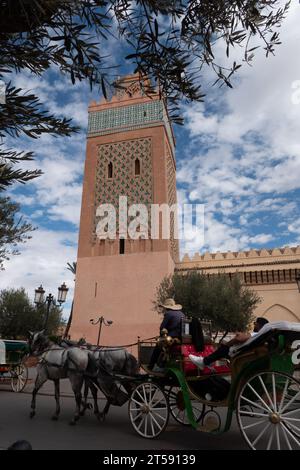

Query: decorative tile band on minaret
[[88, 101, 164, 134]]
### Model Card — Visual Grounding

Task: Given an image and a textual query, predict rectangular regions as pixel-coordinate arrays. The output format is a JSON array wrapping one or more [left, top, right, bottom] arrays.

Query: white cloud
[[178, 3, 300, 253], [0, 228, 77, 317]]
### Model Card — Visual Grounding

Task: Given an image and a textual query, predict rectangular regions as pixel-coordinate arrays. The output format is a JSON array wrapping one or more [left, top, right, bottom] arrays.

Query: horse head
[[28, 330, 49, 356]]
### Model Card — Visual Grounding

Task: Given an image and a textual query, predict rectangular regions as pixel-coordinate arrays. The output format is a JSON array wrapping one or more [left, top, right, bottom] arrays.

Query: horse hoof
[[79, 411, 85, 416], [52, 415, 59, 421], [98, 413, 106, 422], [87, 403, 93, 410], [30, 411, 35, 419]]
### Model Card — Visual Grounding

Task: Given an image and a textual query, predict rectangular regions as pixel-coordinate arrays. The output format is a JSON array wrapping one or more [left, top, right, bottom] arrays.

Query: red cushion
[[179, 344, 230, 376]]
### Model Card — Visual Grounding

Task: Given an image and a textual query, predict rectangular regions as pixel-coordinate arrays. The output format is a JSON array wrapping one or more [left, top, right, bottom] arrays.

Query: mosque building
[[70, 75, 300, 345]]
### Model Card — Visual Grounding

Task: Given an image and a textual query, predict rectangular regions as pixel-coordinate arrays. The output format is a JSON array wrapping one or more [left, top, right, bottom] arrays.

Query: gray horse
[[80, 345, 139, 420], [29, 332, 139, 423], [28, 331, 96, 424]]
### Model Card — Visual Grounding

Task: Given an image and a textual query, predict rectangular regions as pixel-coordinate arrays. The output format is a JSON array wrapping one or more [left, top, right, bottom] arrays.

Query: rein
[[94, 336, 158, 350]]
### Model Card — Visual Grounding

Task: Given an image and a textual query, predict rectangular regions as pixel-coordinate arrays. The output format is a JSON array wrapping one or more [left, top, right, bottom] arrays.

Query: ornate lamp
[[34, 282, 68, 331], [34, 285, 45, 305], [90, 316, 113, 346], [57, 282, 69, 305]]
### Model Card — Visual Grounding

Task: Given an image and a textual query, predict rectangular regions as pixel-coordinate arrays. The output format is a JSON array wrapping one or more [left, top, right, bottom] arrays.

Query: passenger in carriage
[[148, 298, 185, 370], [189, 317, 269, 370]]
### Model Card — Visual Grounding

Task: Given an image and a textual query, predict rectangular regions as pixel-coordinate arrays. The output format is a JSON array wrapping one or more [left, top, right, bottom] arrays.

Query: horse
[[28, 330, 97, 424], [80, 345, 139, 420], [29, 331, 139, 423]]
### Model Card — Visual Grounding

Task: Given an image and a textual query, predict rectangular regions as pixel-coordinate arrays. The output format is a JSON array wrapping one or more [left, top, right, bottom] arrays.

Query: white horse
[[29, 332, 139, 423], [28, 331, 96, 424], [80, 345, 139, 420]]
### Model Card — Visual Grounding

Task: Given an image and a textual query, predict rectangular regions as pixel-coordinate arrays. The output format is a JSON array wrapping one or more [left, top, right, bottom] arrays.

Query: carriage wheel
[[167, 386, 205, 426], [11, 364, 28, 393], [129, 382, 169, 438], [237, 371, 300, 450]]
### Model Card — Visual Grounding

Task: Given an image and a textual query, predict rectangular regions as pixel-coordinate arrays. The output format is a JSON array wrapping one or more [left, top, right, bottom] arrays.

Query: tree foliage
[[0, 196, 34, 269], [0, 0, 290, 187], [0, 287, 64, 339], [155, 271, 261, 334]]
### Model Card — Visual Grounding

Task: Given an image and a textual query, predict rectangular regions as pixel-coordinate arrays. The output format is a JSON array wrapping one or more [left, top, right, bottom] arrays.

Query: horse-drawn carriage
[[27, 320, 300, 450], [126, 319, 300, 450], [0, 339, 29, 392]]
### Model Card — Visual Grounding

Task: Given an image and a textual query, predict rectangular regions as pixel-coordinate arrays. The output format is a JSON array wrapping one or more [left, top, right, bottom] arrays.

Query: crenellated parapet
[[176, 246, 300, 274]]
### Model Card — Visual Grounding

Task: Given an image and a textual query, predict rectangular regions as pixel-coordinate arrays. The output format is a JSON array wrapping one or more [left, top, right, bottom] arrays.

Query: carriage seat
[[177, 317, 230, 375], [180, 344, 231, 376], [229, 321, 300, 358]]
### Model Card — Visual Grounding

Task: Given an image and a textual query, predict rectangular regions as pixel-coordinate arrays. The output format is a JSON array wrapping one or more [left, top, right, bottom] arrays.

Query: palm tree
[[64, 261, 77, 338]]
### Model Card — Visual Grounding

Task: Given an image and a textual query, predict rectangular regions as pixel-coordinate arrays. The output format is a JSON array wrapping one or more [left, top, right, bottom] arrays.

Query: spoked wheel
[[11, 364, 28, 393], [129, 382, 169, 439], [167, 386, 205, 426], [237, 371, 300, 450]]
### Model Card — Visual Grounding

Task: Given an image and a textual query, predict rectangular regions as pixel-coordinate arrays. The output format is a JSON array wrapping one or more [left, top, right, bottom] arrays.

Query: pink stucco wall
[[70, 251, 175, 349]]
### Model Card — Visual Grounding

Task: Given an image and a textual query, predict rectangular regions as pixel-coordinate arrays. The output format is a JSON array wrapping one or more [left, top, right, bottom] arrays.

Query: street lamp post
[[34, 283, 69, 332], [90, 316, 113, 346]]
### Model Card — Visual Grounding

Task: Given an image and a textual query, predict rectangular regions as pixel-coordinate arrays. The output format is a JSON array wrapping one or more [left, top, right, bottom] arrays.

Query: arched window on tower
[[135, 158, 140, 176], [108, 161, 113, 179], [119, 238, 125, 255]]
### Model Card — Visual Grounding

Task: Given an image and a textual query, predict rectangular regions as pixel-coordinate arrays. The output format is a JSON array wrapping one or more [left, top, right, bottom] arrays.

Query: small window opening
[[135, 158, 141, 176], [119, 238, 125, 255], [108, 162, 113, 179]]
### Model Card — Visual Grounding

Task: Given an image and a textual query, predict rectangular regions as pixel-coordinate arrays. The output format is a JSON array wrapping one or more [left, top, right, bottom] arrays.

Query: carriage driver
[[189, 317, 269, 370], [148, 298, 185, 370]]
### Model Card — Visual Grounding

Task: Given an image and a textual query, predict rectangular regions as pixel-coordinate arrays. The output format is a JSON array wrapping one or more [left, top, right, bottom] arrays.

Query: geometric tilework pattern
[[88, 102, 163, 135], [94, 137, 153, 236]]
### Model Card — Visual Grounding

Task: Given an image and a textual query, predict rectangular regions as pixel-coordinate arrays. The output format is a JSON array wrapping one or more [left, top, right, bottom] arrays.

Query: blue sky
[[1, 1, 300, 317]]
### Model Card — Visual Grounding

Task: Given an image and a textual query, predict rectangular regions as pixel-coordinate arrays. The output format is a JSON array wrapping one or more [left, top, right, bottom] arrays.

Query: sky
[[1, 1, 300, 316]]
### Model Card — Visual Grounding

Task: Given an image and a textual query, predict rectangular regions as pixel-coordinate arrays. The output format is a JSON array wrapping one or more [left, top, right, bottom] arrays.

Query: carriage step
[[196, 417, 220, 433]]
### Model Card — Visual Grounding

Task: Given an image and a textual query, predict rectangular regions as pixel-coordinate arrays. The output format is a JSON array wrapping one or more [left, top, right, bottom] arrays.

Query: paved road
[[0, 369, 248, 450]]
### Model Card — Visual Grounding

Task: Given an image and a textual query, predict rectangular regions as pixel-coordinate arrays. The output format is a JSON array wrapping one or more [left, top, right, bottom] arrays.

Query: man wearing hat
[[148, 298, 185, 370]]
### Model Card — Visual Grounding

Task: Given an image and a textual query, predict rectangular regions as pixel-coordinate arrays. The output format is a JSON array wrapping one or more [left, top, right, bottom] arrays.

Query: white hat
[[159, 298, 182, 311]]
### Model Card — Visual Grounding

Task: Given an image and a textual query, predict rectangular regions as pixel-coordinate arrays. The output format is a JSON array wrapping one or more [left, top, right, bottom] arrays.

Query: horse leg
[[99, 398, 111, 421], [69, 373, 84, 425], [52, 379, 60, 421], [30, 367, 48, 419], [80, 380, 93, 416], [88, 381, 103, 420]]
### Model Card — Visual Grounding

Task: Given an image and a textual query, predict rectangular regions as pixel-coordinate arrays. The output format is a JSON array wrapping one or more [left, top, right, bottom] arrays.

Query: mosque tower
[[70, 75, 178, 345]]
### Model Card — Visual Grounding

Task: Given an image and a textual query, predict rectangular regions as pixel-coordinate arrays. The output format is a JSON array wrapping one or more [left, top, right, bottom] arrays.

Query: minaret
[[70, 75, 178, 346]]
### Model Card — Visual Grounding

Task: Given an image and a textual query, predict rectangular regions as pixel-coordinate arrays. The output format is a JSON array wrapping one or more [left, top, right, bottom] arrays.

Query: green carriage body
[[0, 339, 29, 392], [2, 340, 28, 363]]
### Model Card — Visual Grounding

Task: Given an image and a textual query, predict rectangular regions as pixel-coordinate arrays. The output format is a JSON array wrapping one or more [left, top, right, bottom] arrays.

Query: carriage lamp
[[296, 272, 300, 293], [90, 316, 113, 346], [34, 283, 68, 331]]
